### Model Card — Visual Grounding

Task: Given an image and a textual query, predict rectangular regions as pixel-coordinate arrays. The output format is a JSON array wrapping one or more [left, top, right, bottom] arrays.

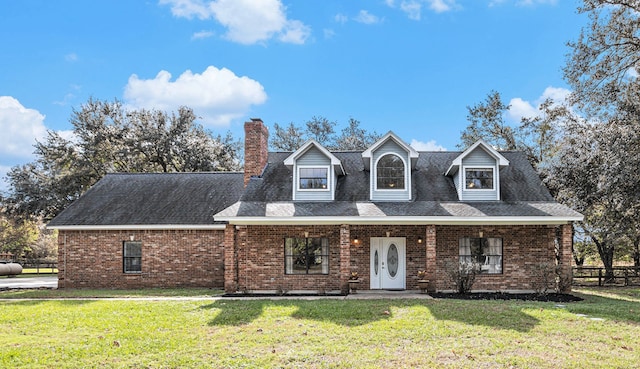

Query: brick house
[[48, 118, 582, 293]]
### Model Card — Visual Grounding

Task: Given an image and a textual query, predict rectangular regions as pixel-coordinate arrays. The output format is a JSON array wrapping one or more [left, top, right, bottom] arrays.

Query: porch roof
[[213, 200, 583, 225]]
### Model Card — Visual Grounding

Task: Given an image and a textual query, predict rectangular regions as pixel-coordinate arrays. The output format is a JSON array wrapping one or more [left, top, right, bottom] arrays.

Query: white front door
[[370, 237, 406, 290]]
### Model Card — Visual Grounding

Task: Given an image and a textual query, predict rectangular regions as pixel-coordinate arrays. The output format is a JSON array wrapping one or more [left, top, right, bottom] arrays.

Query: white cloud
[[159, 0, 210, 19], [539, 86, 570, 102], [410, 139, 447, 151], [278, 20, 311, 45], [123, 66, 267, 127], [354, 10, 382, 25], [400, 1, 422, 20], [65, 53, 78, 62], [191, 30, 214, 40], [507, 86, 571, 122], [334, 13, 348, 24], [0, 96, 47, 160], [490, 0, 557, 6], [428, 0, 457, 13], [160, 0, 310, 45], [323, 29, 336, 39], [508, 97, 539, 120], [387, 0, 459, 19], [516, 0, 557, 5]]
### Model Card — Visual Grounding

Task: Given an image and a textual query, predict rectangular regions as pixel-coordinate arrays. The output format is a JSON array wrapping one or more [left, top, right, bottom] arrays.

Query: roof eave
[[47, 224, 228, 231], [214, 215, 583, 226]]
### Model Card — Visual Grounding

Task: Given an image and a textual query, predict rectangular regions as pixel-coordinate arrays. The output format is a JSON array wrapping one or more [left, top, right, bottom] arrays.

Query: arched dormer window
[[376, 154, 405, 190]]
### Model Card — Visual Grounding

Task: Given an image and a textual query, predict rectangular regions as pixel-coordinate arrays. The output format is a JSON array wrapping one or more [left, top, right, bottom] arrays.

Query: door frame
[[369, 237, 406, 290]]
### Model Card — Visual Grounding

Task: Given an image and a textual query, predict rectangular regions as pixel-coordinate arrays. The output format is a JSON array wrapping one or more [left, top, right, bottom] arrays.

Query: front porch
[[223, 223, 574, 294]]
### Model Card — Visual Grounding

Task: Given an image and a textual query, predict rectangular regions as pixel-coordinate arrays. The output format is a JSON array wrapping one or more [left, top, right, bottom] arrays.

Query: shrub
[[445, 260, 479, 294], [531, 262, 556, 296]]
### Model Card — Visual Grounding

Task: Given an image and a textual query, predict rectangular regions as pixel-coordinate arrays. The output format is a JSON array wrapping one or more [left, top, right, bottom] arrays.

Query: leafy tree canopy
[[564, 0, 640, 118], [1, 98, 241, 221], [459, 90, 573, 174], [547, 111, 640, 273], [0, 216, 38, 259], [270, 116, 382, 151]]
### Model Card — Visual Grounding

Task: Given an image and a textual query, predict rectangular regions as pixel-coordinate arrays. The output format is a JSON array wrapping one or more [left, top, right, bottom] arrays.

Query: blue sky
[[0, 0, 586, 190]]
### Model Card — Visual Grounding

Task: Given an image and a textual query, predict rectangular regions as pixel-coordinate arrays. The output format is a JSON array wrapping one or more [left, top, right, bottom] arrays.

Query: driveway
[[0, 276, 58, 289]]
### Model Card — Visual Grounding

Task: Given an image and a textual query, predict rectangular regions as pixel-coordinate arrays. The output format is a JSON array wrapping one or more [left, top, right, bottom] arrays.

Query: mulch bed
[[429, 292, 583, 302]]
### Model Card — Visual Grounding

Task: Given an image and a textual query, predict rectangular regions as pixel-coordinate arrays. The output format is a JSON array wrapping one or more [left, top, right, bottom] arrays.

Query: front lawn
[[0, 288, 638, 368]]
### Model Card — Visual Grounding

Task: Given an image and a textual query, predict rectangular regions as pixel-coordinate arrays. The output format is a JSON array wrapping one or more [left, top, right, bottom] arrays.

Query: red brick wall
[[57, 229, 225, 289], [234, 224, 564, 293], [58, 223, 568, 292], [233, 225, 343, 293], [434, 225, 558, 291]]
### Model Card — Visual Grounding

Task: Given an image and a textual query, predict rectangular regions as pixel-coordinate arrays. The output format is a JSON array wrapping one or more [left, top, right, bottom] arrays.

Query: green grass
[[0, 288, 639, 368]]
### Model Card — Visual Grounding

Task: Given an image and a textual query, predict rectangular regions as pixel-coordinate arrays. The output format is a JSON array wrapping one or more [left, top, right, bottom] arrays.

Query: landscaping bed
[[430, 292, 583, 302]]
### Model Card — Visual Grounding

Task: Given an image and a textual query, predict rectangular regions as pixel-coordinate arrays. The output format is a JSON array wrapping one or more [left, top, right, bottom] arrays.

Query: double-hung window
[[284, 237, 329, 274], [123, 241, 142, 274], [465, 168, 494, 189], [298, 167, 329, 190], [459, 237, 502, 274]]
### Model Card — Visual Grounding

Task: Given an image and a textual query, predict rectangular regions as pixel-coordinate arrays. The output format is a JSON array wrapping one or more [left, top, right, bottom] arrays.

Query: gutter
[[213, 215, 584, 226], [47, 224, 228, 231]]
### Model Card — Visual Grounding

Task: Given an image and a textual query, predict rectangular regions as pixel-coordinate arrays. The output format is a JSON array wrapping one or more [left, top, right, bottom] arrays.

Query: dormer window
[[362, 132, 417, 201], [284, 139, 345, 201], [299, 166, 329, 190], [465, 168, 494, 190], [376, 154, 405, 190], [445, 140, 509, 201]]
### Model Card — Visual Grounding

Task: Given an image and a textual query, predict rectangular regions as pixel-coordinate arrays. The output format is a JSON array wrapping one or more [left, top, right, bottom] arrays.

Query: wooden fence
[[572, 266, 640, 286], [17, 260, 58, 274]]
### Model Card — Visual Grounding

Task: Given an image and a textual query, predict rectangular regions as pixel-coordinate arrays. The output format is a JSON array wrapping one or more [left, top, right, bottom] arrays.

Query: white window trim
[[296, 165, 331, 192], [373, 153, 408, 192], [462, 166, 496, 192]]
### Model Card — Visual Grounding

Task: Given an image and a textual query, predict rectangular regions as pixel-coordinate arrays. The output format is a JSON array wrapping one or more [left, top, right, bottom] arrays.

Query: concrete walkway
[[223, 290, 433, 300], [0, 276, 58, 289], [0, 275, 432, 300]]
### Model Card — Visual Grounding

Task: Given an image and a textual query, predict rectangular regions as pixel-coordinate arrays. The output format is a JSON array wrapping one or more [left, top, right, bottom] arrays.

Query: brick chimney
[[244, 118, 269, 186]]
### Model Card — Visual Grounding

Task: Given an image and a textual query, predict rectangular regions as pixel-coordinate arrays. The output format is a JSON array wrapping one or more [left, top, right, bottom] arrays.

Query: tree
[[305, 116, 336, 148], [270, 117, 381, 151], [0, 216, 38, 258], [459, 91, 573, 173], [460, 91, 517, 151], [26, 225, 58, 262], [548, 115, 640, 278], [270, 122, 305, 151], [333, 118, 382, 151], [519, 98, 574, 176], [564, 0, 640, 118], [555, 1, 640, 270], [2, 98, 241, 221]]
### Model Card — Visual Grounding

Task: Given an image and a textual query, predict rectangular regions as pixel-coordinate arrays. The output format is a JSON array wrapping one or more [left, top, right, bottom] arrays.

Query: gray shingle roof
[[215, 151, 581, 220], [48, 172, 244, 227], [49, 150, 582, 228]]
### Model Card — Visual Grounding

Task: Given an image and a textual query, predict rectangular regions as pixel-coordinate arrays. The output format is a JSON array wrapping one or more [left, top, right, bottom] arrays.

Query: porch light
[[129, 235, 135, 241], [353, 236, 359, 245], [479, 231, 484, 238], [304, 231, 309, 238], [386, 231, 391, 237], [418, 236, 423, 244]]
